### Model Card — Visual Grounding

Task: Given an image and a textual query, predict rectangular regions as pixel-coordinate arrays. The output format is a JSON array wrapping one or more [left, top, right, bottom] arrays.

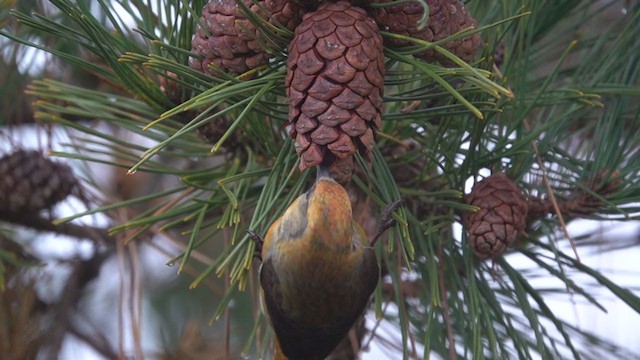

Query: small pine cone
[[464, 173, 528, 259], [369, 0, 483, 65], [191, 0, 302, 75], [0, 150, 77, 214], [286, 1, 385, 180]]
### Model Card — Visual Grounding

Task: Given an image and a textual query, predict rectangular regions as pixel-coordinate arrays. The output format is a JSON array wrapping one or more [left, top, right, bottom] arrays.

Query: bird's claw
[[247, 229, 264, 261], [379, 199, 404, 230], [370, 199, 404, 246]]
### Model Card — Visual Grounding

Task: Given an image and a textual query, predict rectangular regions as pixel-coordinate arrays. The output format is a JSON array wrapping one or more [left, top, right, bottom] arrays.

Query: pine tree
[[1, 0, 640, 358]]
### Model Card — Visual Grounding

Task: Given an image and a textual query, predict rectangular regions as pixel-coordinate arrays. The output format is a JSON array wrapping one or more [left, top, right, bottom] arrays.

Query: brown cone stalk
[[191, 0, 302, 75], [0, 150, 77, 214], [286, 1, 385, 182], [464, 173, 528, 259], [369, 0, 483, 65], [528, 169, 622, 219]]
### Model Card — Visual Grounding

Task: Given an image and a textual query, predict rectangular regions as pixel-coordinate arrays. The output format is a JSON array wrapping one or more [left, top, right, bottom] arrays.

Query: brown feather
[[261, 254, 378, 360]]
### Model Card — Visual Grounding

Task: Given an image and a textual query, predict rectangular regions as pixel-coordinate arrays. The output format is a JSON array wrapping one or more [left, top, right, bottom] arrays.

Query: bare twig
[[395, 248, 419, 360], [363, 301, 392, 351], [0, 211, 111, 244], [43, 252, 109, 360], [381, 280, 421, 299], [129, 243, 144, 360], [68, 320, 118, 360], [116, 237, 126, 358], [1, 209, 114, 359], [437, 241, 456, 360], [224, 228, 231, 360], [527, 143, 580, 262]]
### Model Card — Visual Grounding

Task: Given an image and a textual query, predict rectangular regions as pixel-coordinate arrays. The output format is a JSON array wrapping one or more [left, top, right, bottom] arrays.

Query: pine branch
[[42, 252, 109, 360], [2, 0, 640, 359], [0, 211, 111, 244]]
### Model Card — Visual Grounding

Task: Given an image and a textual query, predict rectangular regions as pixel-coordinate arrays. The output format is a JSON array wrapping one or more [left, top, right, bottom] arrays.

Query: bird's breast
[[269, 239, 368, 325]]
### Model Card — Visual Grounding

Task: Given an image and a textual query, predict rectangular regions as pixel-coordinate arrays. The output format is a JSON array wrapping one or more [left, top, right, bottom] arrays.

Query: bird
[[249, 165, 401, 359]]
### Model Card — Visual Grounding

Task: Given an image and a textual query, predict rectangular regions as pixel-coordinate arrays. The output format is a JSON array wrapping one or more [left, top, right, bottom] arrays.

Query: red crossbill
[[250, 166, 401, 360]]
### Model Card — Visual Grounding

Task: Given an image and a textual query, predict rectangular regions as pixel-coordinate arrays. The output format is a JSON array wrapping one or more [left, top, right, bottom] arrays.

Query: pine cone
[[464, 173, 528, 259], [369, 0, 483, 65], [0, 150, 77, 214], [191, 0, 302, 75], [286, 1, 385, 182]]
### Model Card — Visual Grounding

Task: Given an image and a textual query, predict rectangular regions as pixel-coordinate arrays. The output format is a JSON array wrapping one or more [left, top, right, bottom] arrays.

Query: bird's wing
[[352, 223, 380, 298], [361, 247, 380, 299], [261, 258, 349, 360]]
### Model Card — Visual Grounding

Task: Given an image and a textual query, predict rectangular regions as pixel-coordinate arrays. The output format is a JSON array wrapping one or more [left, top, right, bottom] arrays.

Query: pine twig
[[68, 320, 118, 359], [43, 252, 109, 360], [438, 240, 456, 360], [0, 211, 111, 244]]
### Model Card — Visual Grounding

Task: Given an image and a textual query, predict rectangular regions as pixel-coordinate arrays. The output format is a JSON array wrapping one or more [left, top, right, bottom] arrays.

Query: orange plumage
[[259, 166, 379, 360]]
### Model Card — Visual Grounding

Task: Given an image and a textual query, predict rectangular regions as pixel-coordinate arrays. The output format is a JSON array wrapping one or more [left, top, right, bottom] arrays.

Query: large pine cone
[[191, 0, 302, 75], [286, 1, 385, 182], [464, 173, 528, 259], [369, 0, 483, 65], [0, 150, 77, 214]]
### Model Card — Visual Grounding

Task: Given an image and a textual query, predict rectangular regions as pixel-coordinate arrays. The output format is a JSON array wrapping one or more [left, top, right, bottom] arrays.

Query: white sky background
[[3, 1, 640, 359]]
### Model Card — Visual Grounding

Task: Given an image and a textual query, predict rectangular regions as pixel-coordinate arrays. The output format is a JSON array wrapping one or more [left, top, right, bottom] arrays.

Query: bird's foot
[[247, 229, 264, 261], [370, 199, 404, 246]]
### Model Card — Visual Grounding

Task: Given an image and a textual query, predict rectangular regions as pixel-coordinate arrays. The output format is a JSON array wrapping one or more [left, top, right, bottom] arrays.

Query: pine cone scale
[[311, 125, 341, 144], [336, 27, 362, 47], [313, 18, 337, 37], [349, 79, 374, 98], [333, 88, 364, 110], [318, 105, 351, 126], [301, 96, 330, 117], [355, 100, 377, 121], [296, 114, 318, 133], [317, 35, 347, 60], [324, 58, 357, 83], [331, 12, 357, 26], [365, 64, 383, 87], [298, 50, 325, 74], [296, 31, 318, 52], [291, 70, 316, 92], [340, 116, 368, 136], [345, 46, 370, 70]]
